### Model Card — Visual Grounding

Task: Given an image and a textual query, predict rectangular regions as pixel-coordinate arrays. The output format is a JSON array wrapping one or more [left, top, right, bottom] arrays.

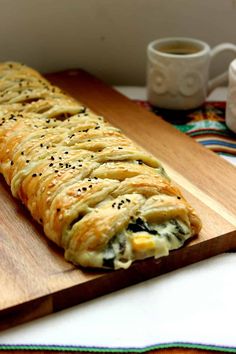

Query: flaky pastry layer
[[0, 62, 202, 269]]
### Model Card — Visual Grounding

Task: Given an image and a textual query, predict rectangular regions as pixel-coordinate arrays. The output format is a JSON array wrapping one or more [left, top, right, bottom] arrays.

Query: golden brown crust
[[0, 62, 202, 269]]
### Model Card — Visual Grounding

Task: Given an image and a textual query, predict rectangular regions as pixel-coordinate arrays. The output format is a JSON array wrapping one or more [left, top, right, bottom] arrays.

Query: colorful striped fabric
[[135, 101, 236, 158]]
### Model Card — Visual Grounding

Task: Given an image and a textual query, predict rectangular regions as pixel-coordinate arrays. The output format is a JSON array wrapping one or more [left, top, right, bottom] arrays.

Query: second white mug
[[147, 37, 236, 110]]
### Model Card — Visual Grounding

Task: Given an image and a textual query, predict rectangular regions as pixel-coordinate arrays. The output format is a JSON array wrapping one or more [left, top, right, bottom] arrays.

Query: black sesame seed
[[10, 161, 14, 166], [50, 156, 55, 160], [32, 173, 37, 177], [82, 187, 87, 191], [57, 208, 61, 212], [26, 160, 30, 163], [21, 151, 24, 155], [79, 107, 87, 114], [49, 163, 53, 167]]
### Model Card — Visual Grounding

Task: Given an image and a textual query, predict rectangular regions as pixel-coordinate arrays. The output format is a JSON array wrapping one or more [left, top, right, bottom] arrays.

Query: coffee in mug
[[158, 43, 200, 56]]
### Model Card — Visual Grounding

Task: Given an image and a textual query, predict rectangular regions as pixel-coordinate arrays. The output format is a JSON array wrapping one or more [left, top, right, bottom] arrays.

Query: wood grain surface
[[0, 69, 236, 330]]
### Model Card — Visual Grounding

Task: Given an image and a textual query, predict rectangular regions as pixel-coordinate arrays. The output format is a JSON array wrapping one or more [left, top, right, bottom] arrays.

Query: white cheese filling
[[102, 218, 191, 269]]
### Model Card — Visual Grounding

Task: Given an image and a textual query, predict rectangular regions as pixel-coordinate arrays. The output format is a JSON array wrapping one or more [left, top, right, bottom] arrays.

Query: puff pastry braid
[[0, 62, 202, 269]]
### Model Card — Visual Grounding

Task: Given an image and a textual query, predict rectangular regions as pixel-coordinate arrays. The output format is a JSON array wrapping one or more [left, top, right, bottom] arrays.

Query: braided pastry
[[0, 62, 202, 269]]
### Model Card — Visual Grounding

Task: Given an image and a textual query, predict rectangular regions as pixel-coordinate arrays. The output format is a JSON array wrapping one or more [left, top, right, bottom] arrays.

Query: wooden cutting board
[[1, 69, 236, 331]]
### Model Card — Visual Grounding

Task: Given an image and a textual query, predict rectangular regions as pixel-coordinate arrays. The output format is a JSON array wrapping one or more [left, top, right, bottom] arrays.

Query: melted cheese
[[102, 218, 191, 269]]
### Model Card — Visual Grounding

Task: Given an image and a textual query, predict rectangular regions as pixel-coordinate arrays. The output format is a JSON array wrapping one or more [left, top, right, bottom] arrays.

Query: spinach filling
[[102, 218, 189, 268], [102, 233, 126, 269], [103, 244, 115, 269], [127, 217, 189, 246], [161, 219, 189, 244], [127, 217, 158, 235], [169, 219, 186, 234]]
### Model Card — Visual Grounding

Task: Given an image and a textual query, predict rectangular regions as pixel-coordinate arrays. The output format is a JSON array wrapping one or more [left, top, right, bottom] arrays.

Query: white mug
[[226, 59, 236, 133], [147, 37, 236, 110]]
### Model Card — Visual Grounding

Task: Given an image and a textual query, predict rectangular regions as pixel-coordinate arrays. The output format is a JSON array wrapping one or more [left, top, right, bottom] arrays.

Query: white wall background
[[0, 0, 236, 85]]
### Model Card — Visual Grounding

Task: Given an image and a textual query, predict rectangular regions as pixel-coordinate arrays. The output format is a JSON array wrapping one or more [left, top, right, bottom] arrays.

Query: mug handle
[[208, 43, 236, 93]]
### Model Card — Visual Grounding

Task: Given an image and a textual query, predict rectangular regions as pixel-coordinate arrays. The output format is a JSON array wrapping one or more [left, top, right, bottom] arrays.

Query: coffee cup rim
[[147, 37, 210, 58]]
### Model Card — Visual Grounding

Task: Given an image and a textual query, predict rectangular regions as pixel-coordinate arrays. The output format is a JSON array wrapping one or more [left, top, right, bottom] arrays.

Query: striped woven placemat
[[135, 101, 236, 158], [0, 342, 236, 353]]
